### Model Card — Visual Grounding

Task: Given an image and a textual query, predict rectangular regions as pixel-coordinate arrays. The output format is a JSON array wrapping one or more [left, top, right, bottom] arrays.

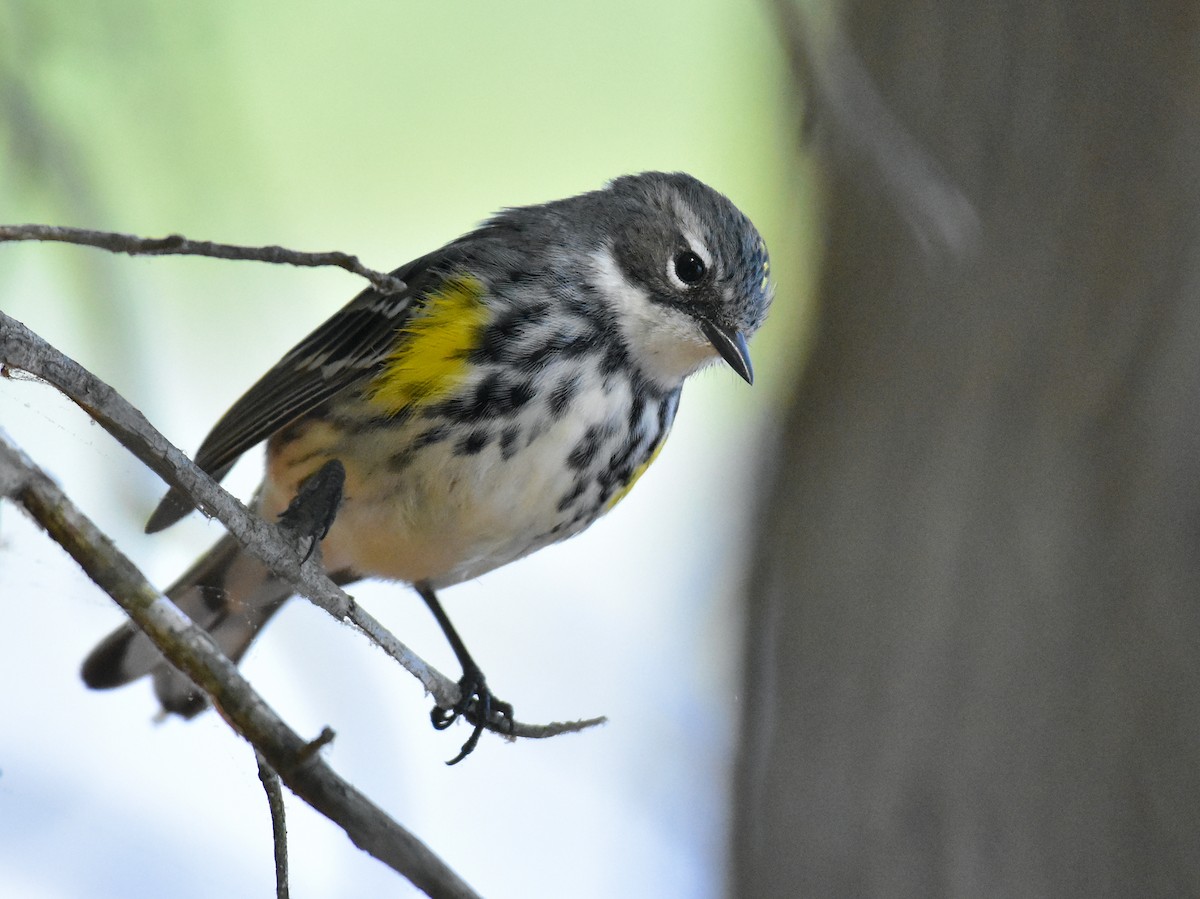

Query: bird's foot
[[277, 459, 345, 563], [431, 663, 514, 765]]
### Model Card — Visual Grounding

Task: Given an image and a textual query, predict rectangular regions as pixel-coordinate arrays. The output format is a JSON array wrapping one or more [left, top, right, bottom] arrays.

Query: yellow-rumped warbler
[[82, 172, 773, 761]]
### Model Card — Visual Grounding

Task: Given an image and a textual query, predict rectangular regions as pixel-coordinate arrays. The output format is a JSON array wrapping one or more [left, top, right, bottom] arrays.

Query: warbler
[[82, 171, 773, 761]]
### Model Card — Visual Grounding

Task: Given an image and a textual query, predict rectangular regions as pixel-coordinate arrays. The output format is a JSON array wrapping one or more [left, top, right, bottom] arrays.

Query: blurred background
[[0, 2, 812, 897], [9, 2, 1200, 898]]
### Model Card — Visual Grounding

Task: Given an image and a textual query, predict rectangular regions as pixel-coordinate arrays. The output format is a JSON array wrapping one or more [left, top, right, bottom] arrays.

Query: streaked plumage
[[82, 172, 773, 754]]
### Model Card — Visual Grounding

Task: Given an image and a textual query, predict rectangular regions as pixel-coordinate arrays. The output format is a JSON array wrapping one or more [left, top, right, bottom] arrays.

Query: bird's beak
[[700, 319, 754, 385]]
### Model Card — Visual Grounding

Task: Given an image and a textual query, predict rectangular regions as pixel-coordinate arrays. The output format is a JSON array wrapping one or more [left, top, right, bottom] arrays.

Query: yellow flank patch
[[367, 275, 490, 415], [605, 437, 668, 512]]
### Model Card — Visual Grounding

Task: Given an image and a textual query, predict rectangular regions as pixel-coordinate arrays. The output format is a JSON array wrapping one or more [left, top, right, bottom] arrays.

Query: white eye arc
[[666, 234, 713, 290]]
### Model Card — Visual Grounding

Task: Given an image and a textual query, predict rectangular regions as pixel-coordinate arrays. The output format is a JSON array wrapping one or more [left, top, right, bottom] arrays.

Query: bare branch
[[764, 0, 980, 260], [0, 310, 605, 744], [0, 433, 480, 899], [256, 751, 290, 899], [0, 223, 407, 295]]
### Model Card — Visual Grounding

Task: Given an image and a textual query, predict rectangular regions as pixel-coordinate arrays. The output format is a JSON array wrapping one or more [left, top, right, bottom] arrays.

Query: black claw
[[446, 725, 484, 766], [432, 666, 514, 765], [414, 581, 515, 764], [278, 459, 345, 560]]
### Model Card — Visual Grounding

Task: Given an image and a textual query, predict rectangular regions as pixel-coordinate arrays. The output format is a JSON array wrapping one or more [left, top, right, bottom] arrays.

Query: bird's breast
[[265, 360, 678, 588]]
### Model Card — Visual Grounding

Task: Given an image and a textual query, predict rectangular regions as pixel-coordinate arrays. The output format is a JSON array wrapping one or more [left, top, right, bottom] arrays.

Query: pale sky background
[[0, 3, 814, 896]]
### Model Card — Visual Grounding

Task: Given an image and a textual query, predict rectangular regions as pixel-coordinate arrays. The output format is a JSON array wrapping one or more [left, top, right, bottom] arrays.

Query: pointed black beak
[[700, 319, 754, 384]]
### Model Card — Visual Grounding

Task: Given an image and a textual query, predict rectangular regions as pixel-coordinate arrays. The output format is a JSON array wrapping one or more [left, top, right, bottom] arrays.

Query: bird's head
[[587, 172, 773, 389]]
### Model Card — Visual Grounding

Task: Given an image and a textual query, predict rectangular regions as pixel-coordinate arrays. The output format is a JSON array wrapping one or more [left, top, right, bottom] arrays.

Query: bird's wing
[[145, 251, 446, 533]]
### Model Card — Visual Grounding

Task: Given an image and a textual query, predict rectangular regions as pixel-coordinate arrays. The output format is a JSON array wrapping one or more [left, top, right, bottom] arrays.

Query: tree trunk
[[732, 4, 1200, 896]]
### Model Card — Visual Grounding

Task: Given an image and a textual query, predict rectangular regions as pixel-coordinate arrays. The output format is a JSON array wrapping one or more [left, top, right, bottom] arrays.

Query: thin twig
[[0, 223, 407, 295], [256, 751, 291, 899], [0, 310, 605, 745], [0, 434, 480, 899]]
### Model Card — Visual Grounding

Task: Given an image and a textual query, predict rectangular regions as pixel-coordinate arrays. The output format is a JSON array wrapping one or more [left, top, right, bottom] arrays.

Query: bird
[[81, 171, 773, 762]]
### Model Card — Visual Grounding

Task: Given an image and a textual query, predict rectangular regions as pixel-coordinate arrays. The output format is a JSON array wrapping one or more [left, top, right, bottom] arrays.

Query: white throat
[[590, 246, 716, 389]]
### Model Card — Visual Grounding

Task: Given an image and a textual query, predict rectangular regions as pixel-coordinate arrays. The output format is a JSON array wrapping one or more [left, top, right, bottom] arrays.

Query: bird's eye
[[672, 251, 707, 286]]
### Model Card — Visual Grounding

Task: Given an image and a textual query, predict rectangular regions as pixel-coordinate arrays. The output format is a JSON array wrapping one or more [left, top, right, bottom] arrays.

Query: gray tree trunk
[[732, 4, 1200, 896]]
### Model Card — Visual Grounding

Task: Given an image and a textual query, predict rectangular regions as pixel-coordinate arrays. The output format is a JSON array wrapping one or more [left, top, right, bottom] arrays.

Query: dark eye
[[673, 251, 707, 286]]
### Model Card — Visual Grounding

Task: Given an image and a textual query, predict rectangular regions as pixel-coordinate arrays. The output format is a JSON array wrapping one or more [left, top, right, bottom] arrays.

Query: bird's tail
[[81, 531, 292, 717]]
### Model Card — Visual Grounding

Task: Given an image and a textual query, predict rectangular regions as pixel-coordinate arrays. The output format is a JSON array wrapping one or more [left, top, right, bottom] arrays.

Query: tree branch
[[256, 751, 291, 899], [763, 0, 980, 259], [0, 223, 408, 295], [0, 433, 480, 899], [0, 310, 604, 744]]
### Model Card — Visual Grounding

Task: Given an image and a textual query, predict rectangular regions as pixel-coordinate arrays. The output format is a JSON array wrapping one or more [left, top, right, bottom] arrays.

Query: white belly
[[261, 369, 659, 588]]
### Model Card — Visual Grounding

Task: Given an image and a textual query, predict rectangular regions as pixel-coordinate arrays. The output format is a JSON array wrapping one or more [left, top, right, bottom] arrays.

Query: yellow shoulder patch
[[367, 275, 490, 415]]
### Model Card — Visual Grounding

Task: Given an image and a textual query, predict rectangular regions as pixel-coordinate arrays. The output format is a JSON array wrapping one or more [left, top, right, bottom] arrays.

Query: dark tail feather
[[80, 531, 293, 717]]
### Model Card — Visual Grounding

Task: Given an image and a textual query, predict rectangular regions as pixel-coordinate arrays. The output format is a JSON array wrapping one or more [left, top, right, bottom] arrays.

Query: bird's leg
[[277, 459, 345, 563], [415, 580, 513, 764]]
